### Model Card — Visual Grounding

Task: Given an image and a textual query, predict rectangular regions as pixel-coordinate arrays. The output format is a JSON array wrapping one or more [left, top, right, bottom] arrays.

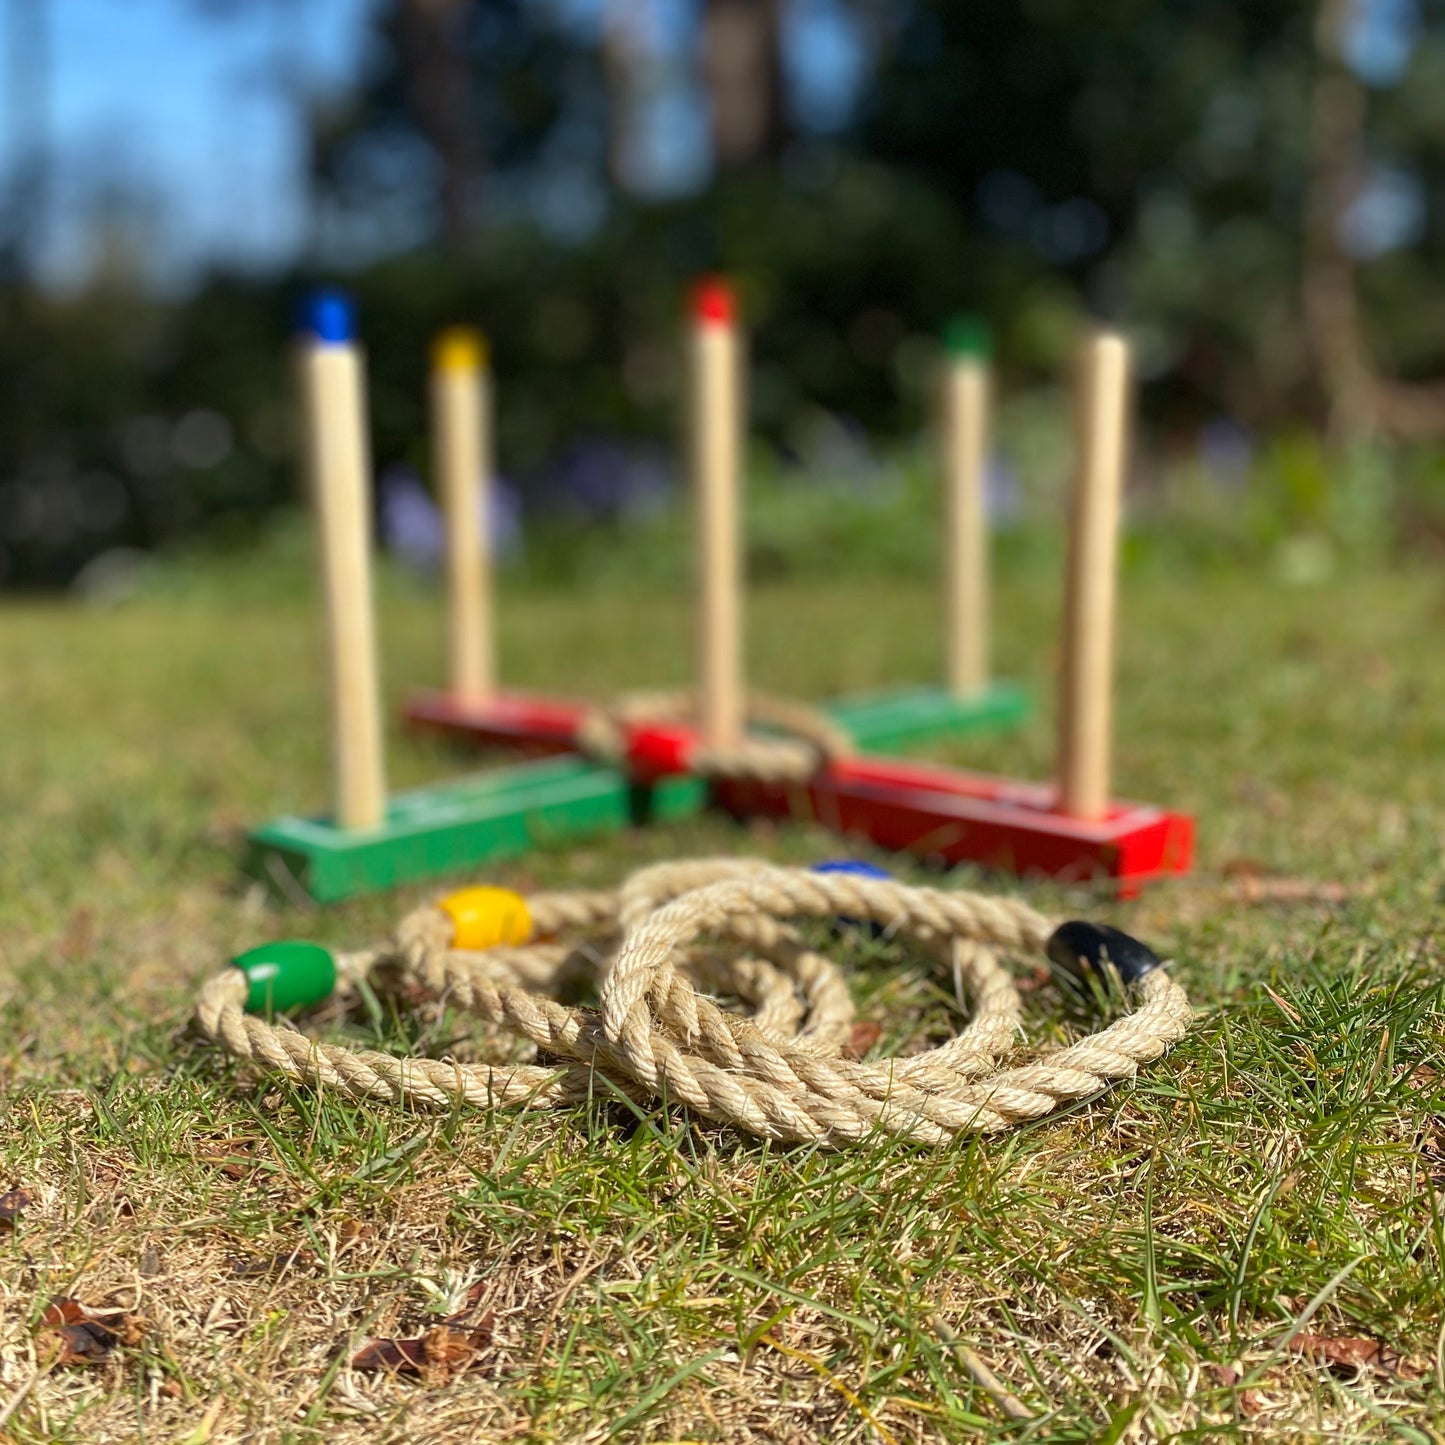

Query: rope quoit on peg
[[575, 690, 855, 784], [195, 860, 1192, 1147]]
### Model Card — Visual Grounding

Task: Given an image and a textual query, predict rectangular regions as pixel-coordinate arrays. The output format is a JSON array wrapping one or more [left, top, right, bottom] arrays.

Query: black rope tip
[[1046, 921, 1163, 987]]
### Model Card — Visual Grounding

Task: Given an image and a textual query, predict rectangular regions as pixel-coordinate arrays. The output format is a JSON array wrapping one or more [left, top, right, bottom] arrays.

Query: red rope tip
[[691, 276, 735, 326]]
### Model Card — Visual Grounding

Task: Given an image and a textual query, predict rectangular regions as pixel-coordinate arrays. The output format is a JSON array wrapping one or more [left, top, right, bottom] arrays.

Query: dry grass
[[0, 541, 1443, 1442]]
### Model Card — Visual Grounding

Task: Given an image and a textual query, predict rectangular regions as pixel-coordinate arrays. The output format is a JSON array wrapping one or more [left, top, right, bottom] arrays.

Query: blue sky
[[6, 0, 376, 285], [7, 0, 870, 286]]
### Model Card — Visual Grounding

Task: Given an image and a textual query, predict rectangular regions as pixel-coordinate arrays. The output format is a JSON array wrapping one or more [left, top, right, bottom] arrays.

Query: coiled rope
[[575, 690, 854, 782], [195, 859, 1192, 1147]]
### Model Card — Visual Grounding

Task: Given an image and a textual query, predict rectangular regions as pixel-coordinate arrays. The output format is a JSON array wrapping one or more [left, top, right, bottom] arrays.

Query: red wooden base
[[406, 690, 586, 757], [406, 690, 1195, 893], [713, 754, 1194, 896], [404, 689, 705, 772]]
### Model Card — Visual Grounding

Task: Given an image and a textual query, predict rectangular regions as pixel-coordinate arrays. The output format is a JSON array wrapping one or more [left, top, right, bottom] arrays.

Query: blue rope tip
[[298, 287, 356, 344], [812, 860, 891, 880], [813, 860, 891, 934]]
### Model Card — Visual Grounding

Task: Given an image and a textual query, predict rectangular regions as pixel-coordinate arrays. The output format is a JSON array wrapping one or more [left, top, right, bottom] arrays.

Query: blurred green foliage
[[4, 0, 1445, 589]]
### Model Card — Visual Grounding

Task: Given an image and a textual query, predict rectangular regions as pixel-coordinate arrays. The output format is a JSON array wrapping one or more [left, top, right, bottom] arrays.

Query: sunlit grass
[[0, 533, 1442, 1441]]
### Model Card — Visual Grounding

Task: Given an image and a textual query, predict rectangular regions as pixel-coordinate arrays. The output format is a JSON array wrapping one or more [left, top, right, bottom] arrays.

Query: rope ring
[[194, 860, 1192, 1148], [575, 690, 853, 783], [594, 868, 1191, 1143]]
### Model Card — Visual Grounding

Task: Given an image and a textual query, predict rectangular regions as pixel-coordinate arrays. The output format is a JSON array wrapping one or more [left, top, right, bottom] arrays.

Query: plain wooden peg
[[432, 327, 495, 704], [941, 320, 992, 697], [1056, 330, 1131, 821]]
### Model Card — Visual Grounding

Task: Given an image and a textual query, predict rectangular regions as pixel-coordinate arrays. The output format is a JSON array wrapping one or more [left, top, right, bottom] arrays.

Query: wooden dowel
[[298, 302, 386, 831], [690, 277, 743, 750], [941, 321, 992, 696], [432, 327, 495, 704], [1056, 330, 1131, 821]]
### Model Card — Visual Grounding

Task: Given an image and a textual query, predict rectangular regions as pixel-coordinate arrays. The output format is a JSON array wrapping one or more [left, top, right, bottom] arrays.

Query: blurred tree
[[10, 0, 1445, 591], [1306, 0, 1445, 438], [862, 0, 1445, 432], [312, 0, 611, 255]]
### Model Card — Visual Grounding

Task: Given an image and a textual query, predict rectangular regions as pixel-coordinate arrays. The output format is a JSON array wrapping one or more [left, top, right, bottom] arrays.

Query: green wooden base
[[248, 758, 705, 903], [829, 681, 1029, 753], [248, 681, 1029, 902]]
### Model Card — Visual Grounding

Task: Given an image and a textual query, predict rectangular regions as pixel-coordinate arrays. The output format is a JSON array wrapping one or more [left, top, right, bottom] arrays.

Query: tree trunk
[[1302, 0, 1374, 438], [401, 0, 479, 253], [4, 0, 50, 282], [701, 0, 788, 170], [1303, 0, 1445, 438]]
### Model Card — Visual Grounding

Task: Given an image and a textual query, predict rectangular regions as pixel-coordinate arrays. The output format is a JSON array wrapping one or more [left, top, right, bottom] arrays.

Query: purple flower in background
[[379, 464, 522, 573], [789, 408, 878, 484], [491, 479, 524, 553], [563, 441, 626, 518], [1201, 418, 1254, 486], [380, 466, 444, 571], [986, 457, 1023, 527], [550, 439, 671, 522]]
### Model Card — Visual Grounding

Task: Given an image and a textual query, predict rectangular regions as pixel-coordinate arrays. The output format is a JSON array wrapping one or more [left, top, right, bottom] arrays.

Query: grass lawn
[[0, 543, 1442, 1443]]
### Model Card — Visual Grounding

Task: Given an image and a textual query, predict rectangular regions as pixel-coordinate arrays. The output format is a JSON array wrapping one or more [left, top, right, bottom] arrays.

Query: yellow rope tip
[[438, 886, 532, 950], [432, 326, 488, 374]]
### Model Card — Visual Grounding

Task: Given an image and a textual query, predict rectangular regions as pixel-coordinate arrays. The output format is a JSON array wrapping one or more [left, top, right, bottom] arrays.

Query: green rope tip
[[232, 940, 337, 1015], [944, 316, 991, 361]]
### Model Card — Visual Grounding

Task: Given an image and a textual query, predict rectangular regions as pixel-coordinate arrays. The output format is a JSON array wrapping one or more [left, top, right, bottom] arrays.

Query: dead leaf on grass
[[1222, 860, 1356, 905], [336, 1218, 372, 1248], [1262, 986, 1303, 1025], [454, 1280, 488, 1315], [351, 1311, 495, 1385], [844, 1021, 882, 1060], [227, 1244, 314, 1277], [1014, 962, 1054, 995], [37, 1297, 146, 1367], [196, 1139, 258, 1182], [1222, 856, 1271, 879], [1287, 1331, 1423, 1379], [1236, 877, 1355, 905], [1207, 1363, 1268, 1417], [351, 1289, 495, 1385], [0, 1187, 31, 1228]]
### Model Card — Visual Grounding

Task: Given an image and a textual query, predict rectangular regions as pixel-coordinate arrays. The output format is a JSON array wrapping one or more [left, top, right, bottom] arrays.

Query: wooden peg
[[690, 277, 744, 750], [1056, 330, 1131, 821], [298, 300, 386, 831], [432, 327, 495, 704], [941, 320, 992, 696]]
